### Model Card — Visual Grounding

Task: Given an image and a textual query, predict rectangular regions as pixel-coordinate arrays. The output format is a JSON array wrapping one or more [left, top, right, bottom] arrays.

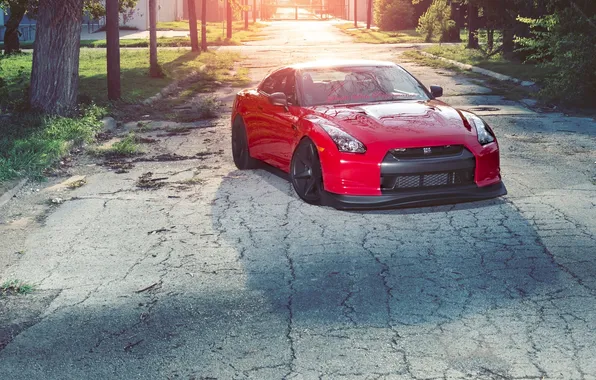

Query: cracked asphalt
[[1, 21, 596, 380]]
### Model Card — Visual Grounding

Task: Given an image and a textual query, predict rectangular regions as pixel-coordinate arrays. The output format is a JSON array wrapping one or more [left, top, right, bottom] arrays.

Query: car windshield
[[298, 65, 430, 107]]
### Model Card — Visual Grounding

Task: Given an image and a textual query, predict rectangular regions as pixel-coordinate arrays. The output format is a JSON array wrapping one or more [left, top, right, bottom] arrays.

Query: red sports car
[[231, 60, 506, 209]]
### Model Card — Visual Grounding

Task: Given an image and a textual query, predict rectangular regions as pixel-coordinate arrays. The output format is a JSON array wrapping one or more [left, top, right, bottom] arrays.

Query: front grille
[[381, 170, 474, 191], [389, 145, 464, 159]]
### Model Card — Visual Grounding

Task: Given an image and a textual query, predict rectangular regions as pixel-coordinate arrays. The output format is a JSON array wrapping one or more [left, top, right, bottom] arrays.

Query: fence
[[261, 5, 348, 20], [0, 24, 37, 42]]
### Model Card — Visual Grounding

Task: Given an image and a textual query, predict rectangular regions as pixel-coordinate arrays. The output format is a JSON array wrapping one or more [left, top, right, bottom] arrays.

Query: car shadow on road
[[211, 167, 563, 330]]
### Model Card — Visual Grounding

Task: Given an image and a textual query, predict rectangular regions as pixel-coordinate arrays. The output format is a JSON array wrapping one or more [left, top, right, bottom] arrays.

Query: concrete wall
[[124, 0, 184, 31]]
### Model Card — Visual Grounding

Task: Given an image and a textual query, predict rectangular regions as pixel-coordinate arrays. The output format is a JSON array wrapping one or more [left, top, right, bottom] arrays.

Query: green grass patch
[[336, 24, 426, 44], [89, 133, 141, 158], [401, 50, 465, 72], [420, 44, 554, 84], [0, 48, 245, 182], [0, 49, 246, 108], [1, 279, 35, 295], [156, 20, 266, 43], [0, 105, 107, 181]]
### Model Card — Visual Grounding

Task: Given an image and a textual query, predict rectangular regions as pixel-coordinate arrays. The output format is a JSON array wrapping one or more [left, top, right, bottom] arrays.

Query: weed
[[1, 279, 34, 295], [192, 96, 220, 119], [90, 133, 141, 158]]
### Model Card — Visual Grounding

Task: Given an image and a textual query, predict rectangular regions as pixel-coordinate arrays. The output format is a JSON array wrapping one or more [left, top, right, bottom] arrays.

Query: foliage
[[0, 104, 106, 180], [1, 279, 34, 295], [374, 0, 415, 31], [0, 0, 137, 19], [516, 4, 596, 106], [415, 0, 455, 42]]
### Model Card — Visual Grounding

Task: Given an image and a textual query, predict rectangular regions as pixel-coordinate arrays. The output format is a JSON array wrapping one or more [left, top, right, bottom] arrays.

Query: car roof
[[285, 60, 397, 71]]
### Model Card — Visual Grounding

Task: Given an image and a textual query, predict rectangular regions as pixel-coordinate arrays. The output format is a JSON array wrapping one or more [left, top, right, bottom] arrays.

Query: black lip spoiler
[[321, 182, 507, 210]]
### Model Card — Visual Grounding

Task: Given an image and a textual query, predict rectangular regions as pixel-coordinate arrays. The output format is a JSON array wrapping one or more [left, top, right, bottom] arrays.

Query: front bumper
[[321, 182, 507, 210]]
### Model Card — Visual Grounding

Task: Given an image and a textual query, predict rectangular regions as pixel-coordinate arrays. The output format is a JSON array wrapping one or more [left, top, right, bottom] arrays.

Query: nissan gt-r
[[230, 60, 506, 209]]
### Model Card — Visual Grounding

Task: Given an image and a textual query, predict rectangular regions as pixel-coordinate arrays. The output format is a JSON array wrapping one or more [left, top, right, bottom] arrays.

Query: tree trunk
[[29, 0, 83, 116], [188, 0, 200, 52], [106, 0, 121, 100], [253, 0, 256, 23], [487, 28, 494, 52], [201, 0, 207, 51], [353, 0, 357, 28], [3, 2, 27, 55], [467, 3, 479, 49], [226, 0, 232, 39], [149, 0, 161, 77], [502, 28, 514, 54], [366, 0, 372, 29]]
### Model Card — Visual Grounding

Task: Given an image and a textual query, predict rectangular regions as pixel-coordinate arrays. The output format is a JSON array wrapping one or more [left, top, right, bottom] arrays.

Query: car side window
[[260, 71, 288, 95]]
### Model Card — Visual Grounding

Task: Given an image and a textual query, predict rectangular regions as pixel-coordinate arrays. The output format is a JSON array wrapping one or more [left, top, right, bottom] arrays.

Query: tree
[[366, 0, 372, 29], [517, 0, 596, 106], [374, 0, 415, 31], [29, 0, 84, 115], [188, 0, 199, 52], [148, 0, 161, 77], [1, 0, 28, 55], [201, 0, 207, 51], [466, 2, 479, 48], [415, 0, 455, 42], [226, 0, 232, 38], [106, 0, 121, 100]]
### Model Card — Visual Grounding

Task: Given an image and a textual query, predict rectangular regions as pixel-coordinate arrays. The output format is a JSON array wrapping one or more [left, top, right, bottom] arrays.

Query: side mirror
[[269, 92, 289, 111], [430, 85, 443, 98]]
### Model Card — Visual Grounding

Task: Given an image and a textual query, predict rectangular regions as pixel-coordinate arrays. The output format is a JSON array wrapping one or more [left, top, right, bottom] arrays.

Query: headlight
[[306, 116, 366, 154], [462, 111, 495, 145]]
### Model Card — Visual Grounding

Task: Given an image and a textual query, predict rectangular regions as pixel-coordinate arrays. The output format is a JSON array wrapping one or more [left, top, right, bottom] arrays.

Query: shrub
[[517, 7, 596, 107], [415, 0, 455, 42], [374, 0, 415, 31]]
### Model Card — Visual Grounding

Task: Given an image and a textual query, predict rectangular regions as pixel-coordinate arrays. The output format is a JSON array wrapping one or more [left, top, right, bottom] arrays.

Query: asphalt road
[[1, 21, 595, 380]]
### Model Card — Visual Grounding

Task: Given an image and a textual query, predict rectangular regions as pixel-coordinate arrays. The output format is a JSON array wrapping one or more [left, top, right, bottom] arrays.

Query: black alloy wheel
[[290, 139, 324, 204], [231, 119, 257, 170]]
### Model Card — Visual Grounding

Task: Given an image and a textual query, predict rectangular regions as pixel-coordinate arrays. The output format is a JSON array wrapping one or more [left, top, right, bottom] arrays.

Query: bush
[[517, 7, 596, 107], [415, 0, 455, 42], [374, 0, 415, 31]]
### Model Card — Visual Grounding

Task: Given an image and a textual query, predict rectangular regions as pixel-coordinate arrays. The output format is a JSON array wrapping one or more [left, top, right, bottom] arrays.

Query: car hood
[[306, 100, 474, 148]]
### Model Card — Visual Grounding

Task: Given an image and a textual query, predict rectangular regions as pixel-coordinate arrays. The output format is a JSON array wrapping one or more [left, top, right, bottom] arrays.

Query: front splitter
[[321, 182, 507, 210]]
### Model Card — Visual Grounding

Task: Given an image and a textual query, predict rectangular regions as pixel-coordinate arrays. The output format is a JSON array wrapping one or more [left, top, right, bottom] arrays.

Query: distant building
[[124, 0, 185, 30]]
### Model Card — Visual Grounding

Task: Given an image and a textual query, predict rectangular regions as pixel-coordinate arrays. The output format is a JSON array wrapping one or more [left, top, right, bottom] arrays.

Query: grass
[[401, 48, 545, 101], [1, 49, 247, 107], [156, 20, 267, 44], [336, 24, 426, 44], [0, 48, 246, 181], [89, 133, 141, 157], [420, 44, 553, 84], [0, 22, 266, 50], [0, 105, 107, 181], [1, 279, 34, 295]]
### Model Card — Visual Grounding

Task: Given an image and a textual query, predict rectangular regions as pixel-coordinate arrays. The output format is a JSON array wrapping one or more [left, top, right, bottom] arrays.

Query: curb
[[418, 51, 536, 87], [0, 179, 28, 209]]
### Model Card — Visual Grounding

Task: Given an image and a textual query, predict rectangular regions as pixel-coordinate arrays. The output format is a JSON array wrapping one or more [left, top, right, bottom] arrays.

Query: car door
[[252, 70, 300, 170], [246, 71, 285, 161], [259, 70, 300, 171]]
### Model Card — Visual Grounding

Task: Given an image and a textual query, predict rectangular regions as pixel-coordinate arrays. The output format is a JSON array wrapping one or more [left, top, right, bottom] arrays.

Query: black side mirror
[[269, 92, 289, 111], [430, 85, 443, 98]]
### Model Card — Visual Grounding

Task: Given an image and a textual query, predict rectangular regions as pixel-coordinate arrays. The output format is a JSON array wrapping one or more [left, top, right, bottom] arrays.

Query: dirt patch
[[136, 172, 168, 190]]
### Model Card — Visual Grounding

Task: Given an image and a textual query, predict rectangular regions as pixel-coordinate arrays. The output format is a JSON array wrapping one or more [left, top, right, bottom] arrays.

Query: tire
[[231, 118, 257, 170], [290, 138, 324, 205]]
